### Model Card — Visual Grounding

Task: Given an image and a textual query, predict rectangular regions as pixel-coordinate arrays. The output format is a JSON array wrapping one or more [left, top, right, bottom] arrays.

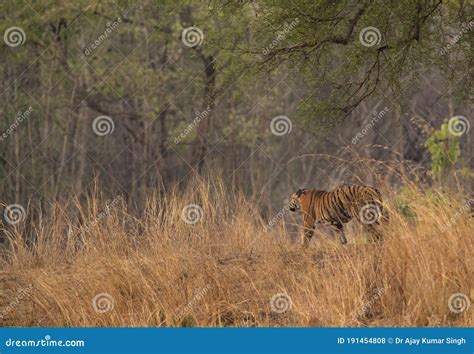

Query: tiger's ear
[[295, 188, 307, 197]]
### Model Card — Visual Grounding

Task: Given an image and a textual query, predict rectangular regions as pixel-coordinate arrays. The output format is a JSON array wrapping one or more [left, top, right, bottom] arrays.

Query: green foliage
[[424, 120, 461, 180], [394, 186, 416, 219], [212, 0, 472, 132], [393, 187, 448, 220]]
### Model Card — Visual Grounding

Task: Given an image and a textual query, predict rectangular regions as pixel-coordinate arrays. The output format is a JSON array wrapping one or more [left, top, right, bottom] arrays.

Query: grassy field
[[0, 177, 472, 327]]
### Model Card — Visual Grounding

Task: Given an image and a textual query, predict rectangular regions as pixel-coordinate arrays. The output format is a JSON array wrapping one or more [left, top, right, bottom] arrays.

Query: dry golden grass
[[0, 176, 472, 327]]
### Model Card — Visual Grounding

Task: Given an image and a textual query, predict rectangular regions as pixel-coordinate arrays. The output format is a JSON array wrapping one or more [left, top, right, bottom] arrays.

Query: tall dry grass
[[0, 175, 472, 327]]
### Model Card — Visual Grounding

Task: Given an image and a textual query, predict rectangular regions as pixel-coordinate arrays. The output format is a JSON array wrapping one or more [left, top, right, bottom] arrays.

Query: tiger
[[288, 185, 387, 247]]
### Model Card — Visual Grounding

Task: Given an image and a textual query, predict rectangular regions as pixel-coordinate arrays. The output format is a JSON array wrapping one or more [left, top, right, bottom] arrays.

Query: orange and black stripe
[[291, 185, 386, 246]]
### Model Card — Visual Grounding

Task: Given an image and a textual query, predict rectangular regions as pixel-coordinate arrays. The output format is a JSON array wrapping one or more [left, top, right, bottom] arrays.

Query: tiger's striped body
[[288, 185, 386, 247]]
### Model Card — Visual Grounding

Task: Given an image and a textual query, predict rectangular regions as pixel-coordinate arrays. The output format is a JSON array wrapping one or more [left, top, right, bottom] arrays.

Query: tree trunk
[[194, 54, 216, 172]]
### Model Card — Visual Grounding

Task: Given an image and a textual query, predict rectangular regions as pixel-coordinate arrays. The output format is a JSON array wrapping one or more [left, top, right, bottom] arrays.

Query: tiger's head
[[288, 188, 307, 212]]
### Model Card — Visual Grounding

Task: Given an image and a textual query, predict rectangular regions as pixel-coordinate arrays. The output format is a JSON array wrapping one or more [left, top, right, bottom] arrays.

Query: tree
[[212, 0, 472, 131]]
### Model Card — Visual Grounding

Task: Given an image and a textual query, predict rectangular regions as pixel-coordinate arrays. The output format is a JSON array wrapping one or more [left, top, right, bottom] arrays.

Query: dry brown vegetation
[[0, 174, 472, 327]]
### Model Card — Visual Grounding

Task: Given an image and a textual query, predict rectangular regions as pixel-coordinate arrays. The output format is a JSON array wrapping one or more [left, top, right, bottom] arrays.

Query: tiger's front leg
[[302, 215, 315, 248], [302, 228, 314, 248]]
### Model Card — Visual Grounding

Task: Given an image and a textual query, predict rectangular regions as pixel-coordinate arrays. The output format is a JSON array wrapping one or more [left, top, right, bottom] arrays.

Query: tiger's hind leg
[[364, 224, 383, 242], [302, 215, 315, 248], [332, 222, 347, 245]]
